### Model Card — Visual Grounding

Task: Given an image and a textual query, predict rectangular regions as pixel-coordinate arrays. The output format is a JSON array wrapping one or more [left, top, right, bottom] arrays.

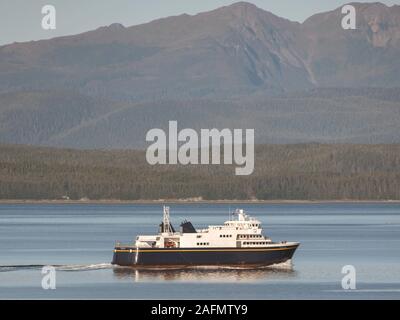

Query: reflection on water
[[112, 261, 297, 282]]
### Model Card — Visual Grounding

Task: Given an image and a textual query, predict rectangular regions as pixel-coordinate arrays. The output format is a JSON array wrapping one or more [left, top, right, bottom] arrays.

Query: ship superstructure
[[112, 206, 299, 266]]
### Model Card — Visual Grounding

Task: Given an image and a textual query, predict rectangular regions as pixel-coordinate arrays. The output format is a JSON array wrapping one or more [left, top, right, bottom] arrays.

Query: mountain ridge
[[1, 2, 400, 148]]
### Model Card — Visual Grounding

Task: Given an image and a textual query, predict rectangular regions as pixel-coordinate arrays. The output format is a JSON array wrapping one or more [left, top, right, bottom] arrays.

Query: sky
[[0, 0, 399, 45]]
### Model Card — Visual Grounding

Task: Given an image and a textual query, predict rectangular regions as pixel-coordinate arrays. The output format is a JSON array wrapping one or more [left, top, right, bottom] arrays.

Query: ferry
[[112, 207, 299, 267]]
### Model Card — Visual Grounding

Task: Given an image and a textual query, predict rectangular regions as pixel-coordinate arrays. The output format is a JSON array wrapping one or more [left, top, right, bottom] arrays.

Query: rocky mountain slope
[[0, 2, 399, 148]]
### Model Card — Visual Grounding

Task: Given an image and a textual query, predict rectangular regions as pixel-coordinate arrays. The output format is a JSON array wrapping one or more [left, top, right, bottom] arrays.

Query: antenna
[[163, 206, 171, 233]]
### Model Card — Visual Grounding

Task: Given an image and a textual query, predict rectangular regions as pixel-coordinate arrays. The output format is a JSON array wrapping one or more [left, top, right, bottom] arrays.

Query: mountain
[[303, 2, 400, 87], [0, 2, 400, 148], [0, 2, 313, 99]]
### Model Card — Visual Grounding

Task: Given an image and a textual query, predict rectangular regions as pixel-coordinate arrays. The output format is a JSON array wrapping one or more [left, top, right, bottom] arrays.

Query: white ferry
[[112, 206, 299, 266]]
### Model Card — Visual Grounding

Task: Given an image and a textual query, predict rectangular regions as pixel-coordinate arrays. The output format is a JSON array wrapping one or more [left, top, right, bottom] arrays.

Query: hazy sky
[[1, 0, 399, 45]]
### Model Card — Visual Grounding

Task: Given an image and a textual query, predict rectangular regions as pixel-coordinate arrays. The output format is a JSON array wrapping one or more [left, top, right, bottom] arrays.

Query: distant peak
[[213, 1, 263, 16], [209, 1, 287, 24], [227, 1, 259, 10], [108, 23, 125, 29]]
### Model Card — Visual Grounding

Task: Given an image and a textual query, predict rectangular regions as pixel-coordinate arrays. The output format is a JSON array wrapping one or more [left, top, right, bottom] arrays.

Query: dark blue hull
[[112, 244, 299, 266]]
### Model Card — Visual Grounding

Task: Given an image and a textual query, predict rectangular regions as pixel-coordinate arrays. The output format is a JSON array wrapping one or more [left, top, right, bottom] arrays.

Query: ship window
[[197, 235, 201, 238]]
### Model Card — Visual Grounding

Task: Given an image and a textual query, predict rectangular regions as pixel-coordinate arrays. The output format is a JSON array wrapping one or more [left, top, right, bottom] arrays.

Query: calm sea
[[0, 203, 399, 299]]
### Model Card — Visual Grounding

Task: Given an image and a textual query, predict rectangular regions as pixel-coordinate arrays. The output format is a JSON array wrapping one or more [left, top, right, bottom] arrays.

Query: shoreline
[[0, 199, 399, 205]]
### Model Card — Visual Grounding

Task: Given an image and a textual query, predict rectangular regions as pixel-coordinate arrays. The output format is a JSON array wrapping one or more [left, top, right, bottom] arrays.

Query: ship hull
[[112, 244, 299, 267]]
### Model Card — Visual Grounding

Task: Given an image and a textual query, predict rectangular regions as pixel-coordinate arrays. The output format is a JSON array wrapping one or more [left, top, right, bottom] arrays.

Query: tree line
[[0, 143, 400, 200]]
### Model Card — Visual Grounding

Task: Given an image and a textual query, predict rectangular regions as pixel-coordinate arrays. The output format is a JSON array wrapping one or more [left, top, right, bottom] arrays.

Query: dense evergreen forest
[[0, 144, 399, 200]]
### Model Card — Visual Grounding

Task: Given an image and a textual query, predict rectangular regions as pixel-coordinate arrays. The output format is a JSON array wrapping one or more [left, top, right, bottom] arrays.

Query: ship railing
[[114, 241, 135, 248]]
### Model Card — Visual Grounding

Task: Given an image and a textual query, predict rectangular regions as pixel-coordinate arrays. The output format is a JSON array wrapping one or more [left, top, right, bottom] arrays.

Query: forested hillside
[[1, 144, 399, 200], [1, 3, 400, 148]]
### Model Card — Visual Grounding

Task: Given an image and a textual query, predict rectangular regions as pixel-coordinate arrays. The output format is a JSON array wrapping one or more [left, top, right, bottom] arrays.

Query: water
[[0, 203, 399, 299]]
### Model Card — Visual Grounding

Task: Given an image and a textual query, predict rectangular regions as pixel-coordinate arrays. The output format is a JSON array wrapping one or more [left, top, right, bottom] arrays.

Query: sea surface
[[0, 203, 399, 299]]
